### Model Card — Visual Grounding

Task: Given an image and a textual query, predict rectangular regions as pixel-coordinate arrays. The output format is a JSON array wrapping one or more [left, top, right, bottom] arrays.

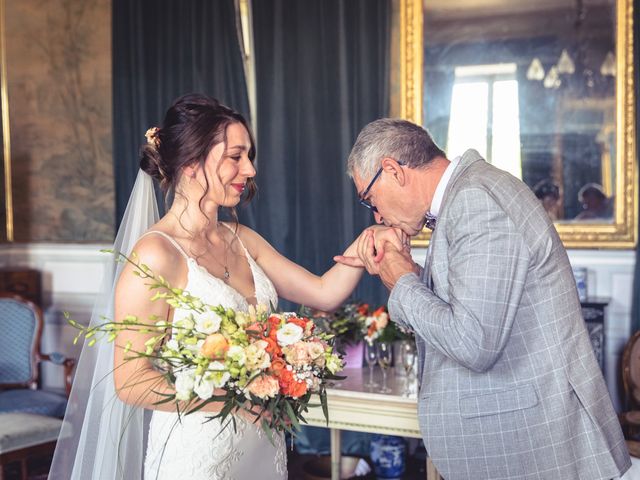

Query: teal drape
[[246, 0, 391, 308], [113, 0, 250, 223]]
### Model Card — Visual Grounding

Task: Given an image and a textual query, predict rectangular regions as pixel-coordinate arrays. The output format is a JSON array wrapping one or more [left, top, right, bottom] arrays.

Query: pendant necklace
[[223, 265, 230, 282], [217, 222, 231, 283]]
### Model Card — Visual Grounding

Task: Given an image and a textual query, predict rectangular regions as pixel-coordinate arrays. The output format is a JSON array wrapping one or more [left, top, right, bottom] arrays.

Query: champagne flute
[[400, 340, 417, 396], [377, 341, 393, 393], [364, 341, 379, 388]]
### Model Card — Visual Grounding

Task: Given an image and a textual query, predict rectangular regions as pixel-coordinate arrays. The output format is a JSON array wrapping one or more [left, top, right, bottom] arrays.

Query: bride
[[50, 94, 406, 479]]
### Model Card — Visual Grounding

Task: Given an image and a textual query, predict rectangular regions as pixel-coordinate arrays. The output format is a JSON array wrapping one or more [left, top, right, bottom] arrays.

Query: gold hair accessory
[[145, 127, 160, 148]]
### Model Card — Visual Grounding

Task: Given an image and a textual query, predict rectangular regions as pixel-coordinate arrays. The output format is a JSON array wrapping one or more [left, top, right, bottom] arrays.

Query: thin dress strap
[[219, 223, 252, 259], [139, 231, 190, 260]]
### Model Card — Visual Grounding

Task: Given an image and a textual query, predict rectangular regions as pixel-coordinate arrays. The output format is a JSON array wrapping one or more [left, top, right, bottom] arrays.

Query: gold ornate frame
[[0, 0, 13, 242], [400, 0, 637, 249]]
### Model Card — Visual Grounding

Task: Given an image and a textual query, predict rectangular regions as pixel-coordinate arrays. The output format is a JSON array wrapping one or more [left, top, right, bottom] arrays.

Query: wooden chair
[[619, 330, 640, 457], [0, 293, 75, 479], [0, 293, 75, 417]]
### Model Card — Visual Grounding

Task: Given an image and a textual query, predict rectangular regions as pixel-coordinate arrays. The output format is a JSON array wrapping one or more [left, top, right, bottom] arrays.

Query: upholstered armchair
[[619, 330, 640, 457], [0, 293, 75, 418]]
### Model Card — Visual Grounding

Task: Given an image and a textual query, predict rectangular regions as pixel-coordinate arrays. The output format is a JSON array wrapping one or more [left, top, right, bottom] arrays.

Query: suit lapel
[[422, 149, 484, 280]]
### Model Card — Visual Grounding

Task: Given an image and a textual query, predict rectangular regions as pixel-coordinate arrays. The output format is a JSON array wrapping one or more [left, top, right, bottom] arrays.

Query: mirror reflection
[[423, 0, 616, 223]]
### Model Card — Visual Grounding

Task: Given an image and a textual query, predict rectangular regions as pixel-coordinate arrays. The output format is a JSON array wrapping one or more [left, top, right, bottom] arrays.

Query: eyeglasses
[[358, 166, 383, 212], [358, 161, 404, 213]]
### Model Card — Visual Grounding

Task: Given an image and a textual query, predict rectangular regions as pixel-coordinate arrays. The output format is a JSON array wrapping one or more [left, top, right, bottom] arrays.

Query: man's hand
[[334, 226, 408, 271], [377, 242, 420, 290]]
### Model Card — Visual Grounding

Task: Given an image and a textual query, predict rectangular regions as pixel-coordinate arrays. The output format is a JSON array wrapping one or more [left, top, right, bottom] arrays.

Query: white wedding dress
[[142, 229, 287, 480]]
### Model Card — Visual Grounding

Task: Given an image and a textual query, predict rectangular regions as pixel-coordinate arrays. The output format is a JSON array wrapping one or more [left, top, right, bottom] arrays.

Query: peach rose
[[200, 333, 229, 359], [246, 322, 263, 336], [248, 375, 280, 399], [283, 342, 311, 367], [306, 342, 325, 360]]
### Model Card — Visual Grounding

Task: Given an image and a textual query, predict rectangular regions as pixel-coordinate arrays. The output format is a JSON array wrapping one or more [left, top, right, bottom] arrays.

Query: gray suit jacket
[[388, 150, 631, 479]]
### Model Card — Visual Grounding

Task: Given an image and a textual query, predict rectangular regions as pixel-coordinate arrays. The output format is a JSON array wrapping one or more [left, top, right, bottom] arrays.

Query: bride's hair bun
[[140, 127, 171, 188], [138, 93, 257, 200]]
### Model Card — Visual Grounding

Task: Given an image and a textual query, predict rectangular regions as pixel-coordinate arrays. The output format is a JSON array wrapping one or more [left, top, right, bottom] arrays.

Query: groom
[[337, 118, 631, 479]]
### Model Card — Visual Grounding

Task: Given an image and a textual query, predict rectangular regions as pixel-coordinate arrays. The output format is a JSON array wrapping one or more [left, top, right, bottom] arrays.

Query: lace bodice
[[142, 229, 286, 480]]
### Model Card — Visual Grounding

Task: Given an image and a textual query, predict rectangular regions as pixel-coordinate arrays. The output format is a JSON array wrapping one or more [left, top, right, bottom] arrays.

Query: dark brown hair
[[140, 93, 257, 205]]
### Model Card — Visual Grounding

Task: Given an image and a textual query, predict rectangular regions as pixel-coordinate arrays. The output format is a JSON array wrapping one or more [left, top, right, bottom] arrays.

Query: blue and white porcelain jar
[[370, 434, 406, 479]]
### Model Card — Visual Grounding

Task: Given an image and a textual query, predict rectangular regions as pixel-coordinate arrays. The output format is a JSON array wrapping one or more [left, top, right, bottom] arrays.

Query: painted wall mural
[[5, 0, 113, 242]]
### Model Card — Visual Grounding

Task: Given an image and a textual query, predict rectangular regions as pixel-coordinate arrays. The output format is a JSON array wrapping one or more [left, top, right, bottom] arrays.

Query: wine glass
[[376, 341, 393, 393], [364, 341, 379, 389], [400, 340, 417, 396]]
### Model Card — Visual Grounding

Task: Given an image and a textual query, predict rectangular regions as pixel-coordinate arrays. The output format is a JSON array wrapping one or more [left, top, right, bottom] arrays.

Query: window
[[447, 63, 522, 179]]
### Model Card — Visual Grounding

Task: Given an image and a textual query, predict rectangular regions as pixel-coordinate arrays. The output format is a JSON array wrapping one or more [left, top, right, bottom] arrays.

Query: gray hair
[[346, 118, 446, 179]]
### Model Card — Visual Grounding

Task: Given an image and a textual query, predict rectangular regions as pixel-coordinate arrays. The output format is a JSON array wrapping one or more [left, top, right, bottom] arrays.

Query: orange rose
[[268, 316, 282, 330], [263, 335, 282, 357], [278, 368, 308, 398], [357, 304, 370, 316], [269, 357, 287, 376], [287, 317, 308, 330], [200, 333, 229, 359]]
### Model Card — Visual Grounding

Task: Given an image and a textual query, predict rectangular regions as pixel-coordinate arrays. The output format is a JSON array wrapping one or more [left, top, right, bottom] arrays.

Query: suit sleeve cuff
[[388, 272, 422, 329]]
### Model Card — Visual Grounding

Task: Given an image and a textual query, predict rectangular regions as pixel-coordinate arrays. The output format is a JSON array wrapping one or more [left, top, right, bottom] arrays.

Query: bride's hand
[[334, 226, 408, 271]]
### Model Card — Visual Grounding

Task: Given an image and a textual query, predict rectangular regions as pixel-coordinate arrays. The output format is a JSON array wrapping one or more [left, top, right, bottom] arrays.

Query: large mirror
[[400, 0, 637, 248]]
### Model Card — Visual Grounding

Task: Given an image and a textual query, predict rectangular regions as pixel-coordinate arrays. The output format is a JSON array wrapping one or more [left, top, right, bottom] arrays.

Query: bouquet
[[67, 251, 344, 442]]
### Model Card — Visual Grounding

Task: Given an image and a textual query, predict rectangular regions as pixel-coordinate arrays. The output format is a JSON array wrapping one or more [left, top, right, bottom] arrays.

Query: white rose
[[226, 345, 246, 366], [276, 323, 304, 346], [174, 368, 196, 400], [165, 339, 179, 351], [193, 375, 215, 400], [194, 311, 222, 335]]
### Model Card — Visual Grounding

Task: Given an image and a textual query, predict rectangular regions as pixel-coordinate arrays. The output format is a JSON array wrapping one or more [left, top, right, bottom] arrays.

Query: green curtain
[[113, 0, 250, 223], [245, 0, 391, 308]]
